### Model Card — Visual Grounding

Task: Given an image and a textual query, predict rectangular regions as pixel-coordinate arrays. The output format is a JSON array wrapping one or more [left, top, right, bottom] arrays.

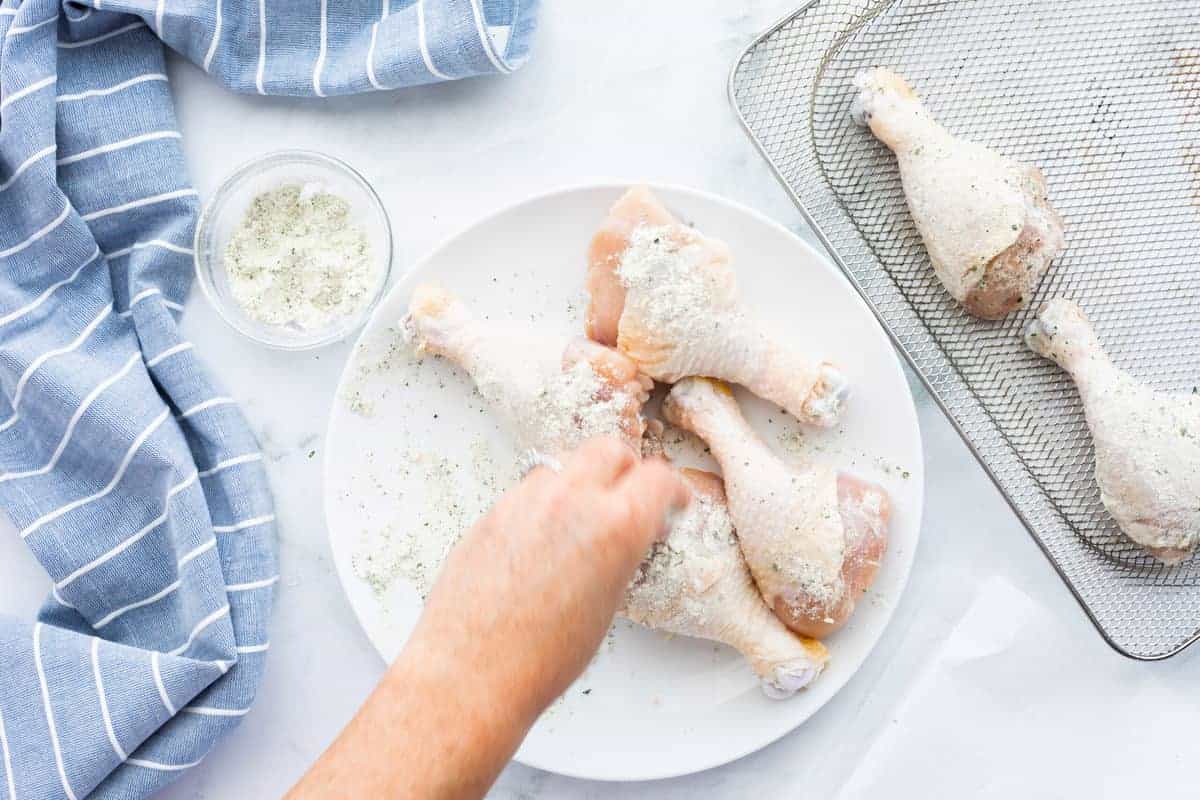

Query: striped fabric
[[0, 1, 537, 798]]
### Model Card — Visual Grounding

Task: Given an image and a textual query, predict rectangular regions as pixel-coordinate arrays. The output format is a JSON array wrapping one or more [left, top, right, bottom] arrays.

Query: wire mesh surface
[[731, 0, 1200, 659]]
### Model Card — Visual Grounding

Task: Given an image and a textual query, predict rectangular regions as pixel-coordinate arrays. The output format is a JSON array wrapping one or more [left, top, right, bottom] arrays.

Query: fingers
[[677, 468, 725, 502], [610, 458, 691, 552], [561, 436, 637, 488]]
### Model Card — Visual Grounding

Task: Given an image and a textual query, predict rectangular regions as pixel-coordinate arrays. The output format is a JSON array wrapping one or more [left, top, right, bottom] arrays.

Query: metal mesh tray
[[730, 0, 1200, 659]]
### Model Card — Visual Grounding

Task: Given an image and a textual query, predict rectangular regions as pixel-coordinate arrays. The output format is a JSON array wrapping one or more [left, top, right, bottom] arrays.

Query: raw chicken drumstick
[[405, 285, 828, 696], [586, 186, 849, 427], [403, 284, 650, 455], [852, 68, 1065, 319], [622, 468, 828, 698], [1026, 298, 1200, 564], [663, 378, 890, 639]]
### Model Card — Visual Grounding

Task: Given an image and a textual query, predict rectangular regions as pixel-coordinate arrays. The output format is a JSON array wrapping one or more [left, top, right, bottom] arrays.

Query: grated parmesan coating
[[224, 182, 380, 331], [623, 495, 740, 630], [613, 224, 743, 382], [663, 378, 846, 617], [351, 444, 501, 601], [611, 218, 843, 427], [528, 360, 632, 454]]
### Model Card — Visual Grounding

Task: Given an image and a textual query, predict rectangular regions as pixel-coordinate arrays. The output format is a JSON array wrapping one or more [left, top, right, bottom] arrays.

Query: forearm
[[287, 440, 686, 799], [287, 627, 536, 800]]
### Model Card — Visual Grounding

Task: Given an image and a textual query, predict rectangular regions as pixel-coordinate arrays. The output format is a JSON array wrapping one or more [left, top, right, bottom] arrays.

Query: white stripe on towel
[[0, 246, 98, 328], [145, 341, 193, 368], [0, 707, 14, 800], [108, 238, 193, 259], [255, 0, 266, 95], [7, 14, 57, 36], [81, 188, 198, 222], [212, 514, 275, 534], [118, 299, 173, 319], [0, 144, 54, 193], [366, 23, 384, 90], [367, 0, 390, 89], [34, 624, 78, 800], [168, 604, 230, 656], [56, 471, 198, 588], [51, 585, 74, 608], [179, 396, 235, 419], [57, 130, 181, 166], [0, 351, 141, 483], [237, 642, 269, 654], [21, 408, 171, 539], [0, 75, 55, 110], [57, 21, 143, 49], [198, 452, 262, 478], [91, 638, 128, 760], [0, 302, 113, 433], [0, 202, 70, 259], [417, 0, 450, 80], [118, 287, 171, 317], [226, 575, 280, 592], [177, 538, 216, 569], [57, 72, 166, 102], [313, 0, 327, 96], [128, 757, 204, 772], [182, 706, 250, 717], [126, 287, 162, 306], [95, 579, 181, 629], [468, 0, 507, 73], [151, 651, 175, 714], [153, 0, 164, 35], [203, 0, 222, 72]]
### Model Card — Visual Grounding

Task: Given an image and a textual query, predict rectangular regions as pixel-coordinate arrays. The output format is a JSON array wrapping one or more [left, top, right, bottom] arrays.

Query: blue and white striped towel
[[0, 1, 537, 797]]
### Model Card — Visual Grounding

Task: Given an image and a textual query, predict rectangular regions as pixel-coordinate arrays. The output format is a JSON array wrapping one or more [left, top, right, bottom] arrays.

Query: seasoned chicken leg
[[622, 468, 828, 698], [1026, 298, 1200, 563], [852, 68, 1065, 319], [403, 284, 650, 455], [663, 378, 890, 638], [586, 186, 849, 427], [406, 286, 828, 695]]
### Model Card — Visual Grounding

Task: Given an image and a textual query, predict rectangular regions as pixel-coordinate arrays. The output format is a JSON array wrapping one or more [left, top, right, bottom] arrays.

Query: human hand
[[408, 436, 690, 723], [288, 437, 688, 800]]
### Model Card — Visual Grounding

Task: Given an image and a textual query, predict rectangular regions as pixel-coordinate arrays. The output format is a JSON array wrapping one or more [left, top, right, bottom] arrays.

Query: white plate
[[324, 184, 924, 782]]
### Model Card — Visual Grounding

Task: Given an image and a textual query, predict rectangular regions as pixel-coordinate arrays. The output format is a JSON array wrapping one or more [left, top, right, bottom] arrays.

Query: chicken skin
[[1026, 298, 1200, 563], [622, 468, 828, 698], [853, 68, 1065, 319], [404, 284, 649, 455], [663, 377, 890, 638], [586, 186, 849, 427]]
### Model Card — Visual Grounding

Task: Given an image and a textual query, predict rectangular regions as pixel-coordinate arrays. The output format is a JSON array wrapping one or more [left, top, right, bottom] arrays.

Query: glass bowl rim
[[192, 148, 394, 351]]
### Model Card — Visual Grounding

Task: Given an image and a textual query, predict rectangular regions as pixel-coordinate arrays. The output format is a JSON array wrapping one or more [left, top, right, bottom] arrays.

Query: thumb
[[610, 459, 691, 557]]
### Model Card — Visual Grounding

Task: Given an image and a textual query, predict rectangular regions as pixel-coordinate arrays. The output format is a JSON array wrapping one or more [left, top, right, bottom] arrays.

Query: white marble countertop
[[3, 2, 1199, 797]]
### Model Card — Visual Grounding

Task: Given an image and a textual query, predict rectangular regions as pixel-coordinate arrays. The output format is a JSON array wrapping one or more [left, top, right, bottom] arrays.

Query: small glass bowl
[[194, 150, 393, 350]]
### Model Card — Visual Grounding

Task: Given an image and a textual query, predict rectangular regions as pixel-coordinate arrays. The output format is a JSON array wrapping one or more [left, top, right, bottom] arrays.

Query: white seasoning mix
[[224, 182, 381, 330]]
